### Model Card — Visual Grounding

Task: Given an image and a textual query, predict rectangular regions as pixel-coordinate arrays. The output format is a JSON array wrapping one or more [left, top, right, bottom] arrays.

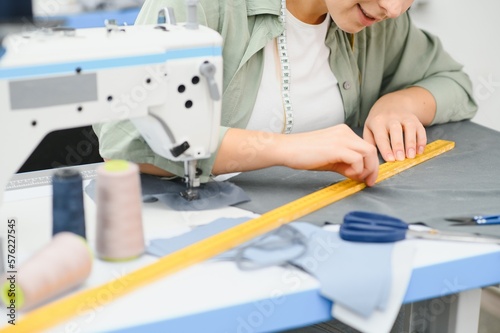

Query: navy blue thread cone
[[52, 169, 86, 238]]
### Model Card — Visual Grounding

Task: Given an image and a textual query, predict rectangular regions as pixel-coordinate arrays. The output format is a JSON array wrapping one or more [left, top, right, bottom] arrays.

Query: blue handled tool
[[445, 214, 500, 225], [340, 211, 500, 244]]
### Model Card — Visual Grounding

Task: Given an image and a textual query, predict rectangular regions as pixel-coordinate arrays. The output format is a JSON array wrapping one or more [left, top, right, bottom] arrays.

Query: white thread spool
[[1, 232, 92, 310], [95, 160, 145, 261]]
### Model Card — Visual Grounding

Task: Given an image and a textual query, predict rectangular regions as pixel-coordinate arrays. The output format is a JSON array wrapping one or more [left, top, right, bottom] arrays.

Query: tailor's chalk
[[52, 169, 86, 238]]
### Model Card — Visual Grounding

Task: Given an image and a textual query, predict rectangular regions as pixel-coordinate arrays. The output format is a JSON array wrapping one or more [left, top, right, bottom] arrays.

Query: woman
[[94, 0, 476, 186], [94, 1, 477, 331]]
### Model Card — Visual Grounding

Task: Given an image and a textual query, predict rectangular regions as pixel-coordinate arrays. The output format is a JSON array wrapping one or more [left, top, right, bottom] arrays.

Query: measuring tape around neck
[[278, 0, 294, 134], [4, 139, 455, 333]]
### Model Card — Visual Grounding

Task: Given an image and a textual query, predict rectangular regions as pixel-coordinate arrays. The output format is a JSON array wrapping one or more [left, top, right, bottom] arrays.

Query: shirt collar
[[246, 0, 340, 33]]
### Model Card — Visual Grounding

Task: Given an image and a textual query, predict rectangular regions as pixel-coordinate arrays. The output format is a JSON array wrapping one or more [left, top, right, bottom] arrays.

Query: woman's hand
[[363, 87, 436, 162], [214, 124, 379, 186], [283, 124, 379, 186]]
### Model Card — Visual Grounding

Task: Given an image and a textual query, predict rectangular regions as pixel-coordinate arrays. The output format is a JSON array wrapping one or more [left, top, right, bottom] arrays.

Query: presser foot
[[181, 160, 201, 201], [180, 187, 200, 201]]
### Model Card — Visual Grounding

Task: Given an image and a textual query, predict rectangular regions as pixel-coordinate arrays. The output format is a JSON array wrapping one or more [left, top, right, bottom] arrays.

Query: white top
[[246, 11, 344, 134]]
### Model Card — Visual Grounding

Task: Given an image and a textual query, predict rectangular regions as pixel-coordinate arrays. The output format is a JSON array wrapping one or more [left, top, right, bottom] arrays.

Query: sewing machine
[[0, 0, 223, 203]]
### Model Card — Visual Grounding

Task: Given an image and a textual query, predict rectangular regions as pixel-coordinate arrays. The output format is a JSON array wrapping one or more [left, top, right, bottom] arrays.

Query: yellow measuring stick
[[4, 139, 455, 333]]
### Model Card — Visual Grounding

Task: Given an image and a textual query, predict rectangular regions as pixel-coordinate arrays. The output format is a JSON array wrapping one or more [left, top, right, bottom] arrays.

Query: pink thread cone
[[1, 232, 92, 310], [95, 160, 145, 261]]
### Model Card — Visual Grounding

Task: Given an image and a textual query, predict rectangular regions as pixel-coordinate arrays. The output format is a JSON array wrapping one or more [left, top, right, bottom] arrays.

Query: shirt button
[[343, 81, 351, 90]]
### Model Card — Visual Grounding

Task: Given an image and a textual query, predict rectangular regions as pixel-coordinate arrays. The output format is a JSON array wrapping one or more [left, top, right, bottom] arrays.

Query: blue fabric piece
[[0, 47, 6, 59], [147, 217, 250, 257], [146, 218, 394, 318], [290, 223, 393, 317], [148, 217, 306, 269], [224, 222, 393, 317], [85, 174, 250, 211], [231, 224, 308, 270]]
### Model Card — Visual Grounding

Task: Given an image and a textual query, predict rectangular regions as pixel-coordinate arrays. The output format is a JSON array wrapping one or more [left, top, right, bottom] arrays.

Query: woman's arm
[[213, 125, 379, 186], [362, 13, 477, 161]]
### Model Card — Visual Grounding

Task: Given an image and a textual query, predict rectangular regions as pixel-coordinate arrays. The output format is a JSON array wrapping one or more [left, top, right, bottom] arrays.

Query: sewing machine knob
[[200, 62, 220, 101]]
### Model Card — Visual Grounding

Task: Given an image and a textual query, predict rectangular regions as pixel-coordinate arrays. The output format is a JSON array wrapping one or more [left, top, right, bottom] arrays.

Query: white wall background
[[410, 0, 500, 131], [33, 0, 144, 15]]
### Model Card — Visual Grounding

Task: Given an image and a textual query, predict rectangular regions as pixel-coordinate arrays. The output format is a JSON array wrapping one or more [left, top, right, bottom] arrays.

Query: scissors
[[339, 211, 500, 245]]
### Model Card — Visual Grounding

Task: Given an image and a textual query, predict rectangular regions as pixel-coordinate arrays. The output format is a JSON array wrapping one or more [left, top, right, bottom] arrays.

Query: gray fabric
[[233, 121, 500, 238], [85, 174, 250, 211]]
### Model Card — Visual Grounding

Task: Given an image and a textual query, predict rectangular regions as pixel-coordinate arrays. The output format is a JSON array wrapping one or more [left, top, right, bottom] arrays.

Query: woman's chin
[[336, 22, 366, 34]]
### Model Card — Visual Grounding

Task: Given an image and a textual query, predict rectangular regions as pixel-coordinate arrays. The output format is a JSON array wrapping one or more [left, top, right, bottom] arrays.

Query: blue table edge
[[106, 250, 500, 333]]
